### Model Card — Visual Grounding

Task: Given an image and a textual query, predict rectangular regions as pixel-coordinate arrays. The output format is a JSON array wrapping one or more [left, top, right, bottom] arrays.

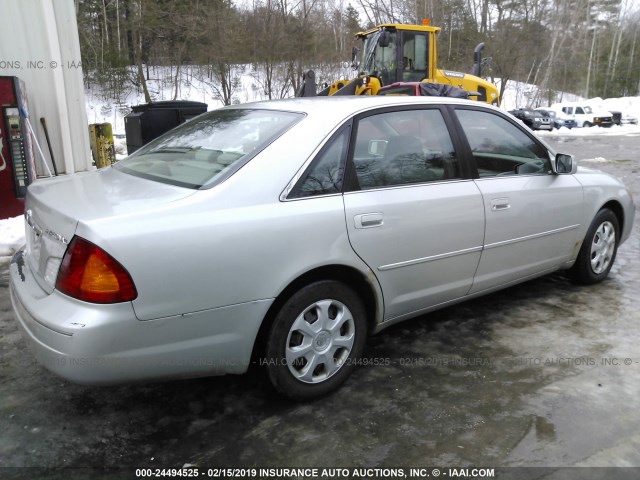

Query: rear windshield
[[115, 109, 303, 189], [377, 86, 416, 96]]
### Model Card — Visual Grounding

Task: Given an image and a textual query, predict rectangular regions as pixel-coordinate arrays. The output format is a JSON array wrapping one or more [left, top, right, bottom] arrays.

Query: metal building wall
[[0, 0, 92, 176]]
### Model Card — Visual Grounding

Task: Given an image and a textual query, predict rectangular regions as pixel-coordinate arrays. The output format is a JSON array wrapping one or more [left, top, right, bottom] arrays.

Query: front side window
[[116, 109, 302, 189], [455, 109, 550, 177], [351, 109, 460, 190]]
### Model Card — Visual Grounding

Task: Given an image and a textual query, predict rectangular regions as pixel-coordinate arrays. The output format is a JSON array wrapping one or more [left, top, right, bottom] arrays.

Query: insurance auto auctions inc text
[[251, 467, 494, 478], [135, 467, 495, 479]]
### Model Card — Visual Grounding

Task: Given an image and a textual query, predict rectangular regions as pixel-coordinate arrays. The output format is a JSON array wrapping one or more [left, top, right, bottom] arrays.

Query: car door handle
[[491, 198, 510, 211], [354, 213, 384, 229]]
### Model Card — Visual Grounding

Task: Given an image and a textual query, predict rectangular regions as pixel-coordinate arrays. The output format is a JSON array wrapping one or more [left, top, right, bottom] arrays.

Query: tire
[[568, 209, 619, 285], [265, 280, 367, 400], [584, 121, 593, 127]]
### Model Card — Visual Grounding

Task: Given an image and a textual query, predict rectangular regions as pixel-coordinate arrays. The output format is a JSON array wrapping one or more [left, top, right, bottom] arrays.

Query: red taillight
[[56, 237, 137, 304]]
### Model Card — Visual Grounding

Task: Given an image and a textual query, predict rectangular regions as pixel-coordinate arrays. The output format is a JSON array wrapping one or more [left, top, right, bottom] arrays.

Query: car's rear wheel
[[584, 121, 593, 127], [265, 280, 367, 400], [568, 208, 619, 285]]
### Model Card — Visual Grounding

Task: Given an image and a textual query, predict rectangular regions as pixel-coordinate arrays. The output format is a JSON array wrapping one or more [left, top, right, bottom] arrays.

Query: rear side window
[[116, 109, 302, 189], [289, 128, 349, 198], [455, 109, 550, 177]]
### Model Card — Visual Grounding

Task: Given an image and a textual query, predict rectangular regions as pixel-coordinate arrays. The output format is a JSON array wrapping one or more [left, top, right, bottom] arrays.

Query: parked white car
[[9, 96, 636, 399]]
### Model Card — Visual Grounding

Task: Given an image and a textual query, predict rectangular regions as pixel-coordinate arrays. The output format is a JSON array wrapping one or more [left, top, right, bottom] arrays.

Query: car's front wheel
[[568, 208, 619, 285], [265, 280, 367, 400]]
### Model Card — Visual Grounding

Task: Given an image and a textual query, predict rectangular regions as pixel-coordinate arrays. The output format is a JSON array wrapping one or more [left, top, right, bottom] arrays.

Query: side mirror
[[378, 31, 391, 48], [351, 46, 360, 70], [554, 153, 577, 174]]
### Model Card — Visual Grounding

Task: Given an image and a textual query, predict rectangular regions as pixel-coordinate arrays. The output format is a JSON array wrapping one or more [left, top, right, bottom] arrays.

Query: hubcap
[[285, 299, 355, 384], [590, 220, 616, 274]]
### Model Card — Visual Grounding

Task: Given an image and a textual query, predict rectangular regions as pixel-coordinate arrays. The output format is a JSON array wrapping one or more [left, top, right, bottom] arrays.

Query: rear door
[[342, 107, 485, 321], [451, 107, 583, 294]]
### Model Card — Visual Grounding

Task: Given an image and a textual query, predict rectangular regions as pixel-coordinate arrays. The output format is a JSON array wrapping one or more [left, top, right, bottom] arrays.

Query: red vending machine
[[1, 76, 36, 219]]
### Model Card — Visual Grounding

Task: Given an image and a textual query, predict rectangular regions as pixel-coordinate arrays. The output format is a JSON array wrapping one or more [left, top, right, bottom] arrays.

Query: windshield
[[116, 109, 302, 189], [360, 30, 397, 82]]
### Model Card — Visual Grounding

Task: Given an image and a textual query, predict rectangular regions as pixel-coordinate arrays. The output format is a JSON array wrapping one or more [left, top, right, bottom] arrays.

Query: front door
[[453, 107, 583, 294]]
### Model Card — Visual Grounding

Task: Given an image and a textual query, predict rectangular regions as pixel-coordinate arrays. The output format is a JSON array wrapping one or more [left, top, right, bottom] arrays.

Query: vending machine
[[0, 76, 36, 219]]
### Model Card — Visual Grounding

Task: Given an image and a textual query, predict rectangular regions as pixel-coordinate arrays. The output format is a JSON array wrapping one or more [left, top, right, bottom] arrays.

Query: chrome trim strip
[[25, 209, 69, 245], [378, 245, 483, 271], [484, 224, 580, 250], [25, 209, 42, 235], [378, 224, 580, 272]]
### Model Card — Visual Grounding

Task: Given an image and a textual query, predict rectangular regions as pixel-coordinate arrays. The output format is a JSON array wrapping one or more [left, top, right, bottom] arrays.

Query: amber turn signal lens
[[56, 236, 137, 303]]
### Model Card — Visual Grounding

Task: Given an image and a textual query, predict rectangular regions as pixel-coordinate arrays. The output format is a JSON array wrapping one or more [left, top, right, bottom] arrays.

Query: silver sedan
[[9, 96, 635, 400]]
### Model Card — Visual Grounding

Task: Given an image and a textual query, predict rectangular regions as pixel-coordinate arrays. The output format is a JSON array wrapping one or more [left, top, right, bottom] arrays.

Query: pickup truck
[[551, 102, 613, 128]]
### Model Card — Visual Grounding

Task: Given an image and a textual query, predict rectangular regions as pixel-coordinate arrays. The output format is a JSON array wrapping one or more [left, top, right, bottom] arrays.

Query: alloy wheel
[[590, 220, 616, 274]]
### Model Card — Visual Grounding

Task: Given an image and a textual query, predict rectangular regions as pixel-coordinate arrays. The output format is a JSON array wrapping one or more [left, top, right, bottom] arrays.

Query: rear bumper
[[9, 249, 270, 385]]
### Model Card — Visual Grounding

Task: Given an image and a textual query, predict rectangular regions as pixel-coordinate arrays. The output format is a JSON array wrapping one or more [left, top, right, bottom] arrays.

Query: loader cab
[[357, 24, 438, 88], [299, 21, 498, 104]]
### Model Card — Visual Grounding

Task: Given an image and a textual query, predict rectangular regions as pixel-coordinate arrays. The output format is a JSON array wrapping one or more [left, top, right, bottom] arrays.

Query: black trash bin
[[124, 100, 208, 154]]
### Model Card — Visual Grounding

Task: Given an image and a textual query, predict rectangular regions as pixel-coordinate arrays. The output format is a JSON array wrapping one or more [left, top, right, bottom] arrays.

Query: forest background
[[76, 0, 640, 108]]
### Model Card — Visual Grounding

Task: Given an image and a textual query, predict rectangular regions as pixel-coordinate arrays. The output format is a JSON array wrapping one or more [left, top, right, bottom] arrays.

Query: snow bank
[[599, 96, 640, 122], [537, 123, 640, 137], [0, 216, 25, 261]]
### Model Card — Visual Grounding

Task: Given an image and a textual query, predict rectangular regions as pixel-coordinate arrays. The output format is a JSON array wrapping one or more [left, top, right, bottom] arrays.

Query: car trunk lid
[[23, 167, 196, 294]]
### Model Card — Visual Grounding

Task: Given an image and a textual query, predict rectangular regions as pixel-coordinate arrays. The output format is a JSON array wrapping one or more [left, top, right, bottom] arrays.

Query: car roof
[[219, 95, 498, 118]]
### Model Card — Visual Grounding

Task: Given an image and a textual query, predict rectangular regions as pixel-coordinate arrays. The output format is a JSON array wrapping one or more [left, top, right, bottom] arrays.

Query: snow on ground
[[497, 79, 584, 111], [85, 64, 353, 135], [0, 216, 25, 263]]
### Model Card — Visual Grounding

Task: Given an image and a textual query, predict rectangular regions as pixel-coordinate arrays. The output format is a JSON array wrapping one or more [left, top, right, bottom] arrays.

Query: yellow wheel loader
[[297, 21, 499, 105]]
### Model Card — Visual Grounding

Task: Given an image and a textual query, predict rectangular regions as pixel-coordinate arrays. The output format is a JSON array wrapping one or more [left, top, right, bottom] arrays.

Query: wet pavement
[[1, 134, 639, 478]]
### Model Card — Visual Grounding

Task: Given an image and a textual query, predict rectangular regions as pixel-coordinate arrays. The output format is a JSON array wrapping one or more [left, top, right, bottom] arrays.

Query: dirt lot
[[1, 133, 639, 479]]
